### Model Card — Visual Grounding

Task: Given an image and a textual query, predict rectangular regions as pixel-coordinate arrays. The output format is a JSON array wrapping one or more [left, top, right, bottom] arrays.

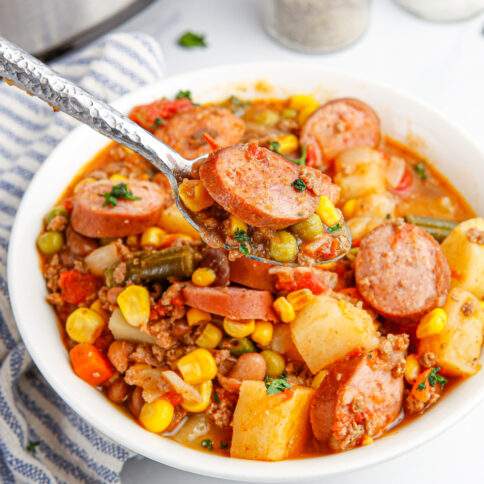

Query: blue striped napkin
[[0, 33, 165, 483]]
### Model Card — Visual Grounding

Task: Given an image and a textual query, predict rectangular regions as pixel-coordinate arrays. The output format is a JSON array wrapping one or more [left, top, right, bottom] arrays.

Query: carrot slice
[[69, 343, 114, 386]]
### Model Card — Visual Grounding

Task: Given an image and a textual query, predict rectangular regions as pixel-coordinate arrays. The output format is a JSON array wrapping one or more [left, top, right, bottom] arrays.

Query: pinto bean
[[200, 248, 230, 286], [229, 353, 267, 381], [128, 386, 144, 418], [105, 376, 129, 403], [107, 340, 135, 373]]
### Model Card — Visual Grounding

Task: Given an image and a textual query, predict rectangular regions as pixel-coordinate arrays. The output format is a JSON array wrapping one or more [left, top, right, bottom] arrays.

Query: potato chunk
[[441, 218, 484, 298], [291, 294, 379, 374], [419, 288, 483, 376], [334, 147, 386, 202], [230, 381, 314, 461]]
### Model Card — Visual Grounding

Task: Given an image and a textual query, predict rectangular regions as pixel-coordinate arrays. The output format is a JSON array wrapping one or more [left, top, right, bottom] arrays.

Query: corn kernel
[[117, 285, 150, 327], [126, 235, 138, 247], [298, 105, 318, 124], [311, 369, 328, 389], [139, 398, 174, 433], [110, 173, 128, 182], [316, 196, 340, 227], [179, 179, 214, 212], [404, 354, 420, 384], [273, 297, 296, 323], [66, 308, 105, 344], [181, 380, 213, 413], [196, 323, 223, 349], [287, 288, 315, 311], [89, 299, 107, 320], [73, 177, 96, 193], [362, 435, 374, 446], [343, 199, 357, 218], [140, 227, 166, 248], [192, 267, 217, 287], [223, 318, 255, 338], [229, 215, 248, 235], [251, 321, 273, 346], [187, 308, 211, 326], [159, 204, 200, 239], [289, 94, 319, 110], [416, 308, 447, 339], [177, 348, 218, 385], [275, 134, 299, 155]]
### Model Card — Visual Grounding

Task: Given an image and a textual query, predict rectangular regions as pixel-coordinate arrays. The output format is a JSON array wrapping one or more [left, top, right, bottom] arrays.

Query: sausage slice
[[310, 334, 408, 451], [199, 143, 339, 229], [301, 98, 381, 163], [156, 106, 245, 160], [355, 223, 450, 322], [71, 180, 165, 238], [182, 284, 276, 321]]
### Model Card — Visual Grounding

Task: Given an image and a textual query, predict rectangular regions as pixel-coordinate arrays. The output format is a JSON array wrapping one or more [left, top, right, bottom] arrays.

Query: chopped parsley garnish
[[103, 183, 141, 207], [153, 117, 165, 128], [220, 441, 229, 450], [175, 90, 192, 100], [413, 162, 428, 180], [27, 441, 40, 454], [428, 366, 447, 388], [213, 391, 220, 404], [292, 178, 306, 192], [234, 228, 251, 255], [177, 31, 207, 48], [327, 223, 341, 233], [417, 367, 447, 390], [269, 140, 281, 153], [265, 374, 291, 395], [201, 438, 214, 450]]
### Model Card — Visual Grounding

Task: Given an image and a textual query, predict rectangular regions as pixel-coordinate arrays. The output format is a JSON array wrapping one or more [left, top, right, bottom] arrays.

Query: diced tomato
[[58, 270, 99, 305], [392, 166, 413, 195], [273, 268, 328, 295], [165, 391, 183, 406], [70, 343, 114, 386], [129, 98, 193, 131]]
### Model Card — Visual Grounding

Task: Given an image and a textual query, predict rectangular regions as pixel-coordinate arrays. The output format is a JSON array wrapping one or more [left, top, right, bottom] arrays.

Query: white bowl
[[8, 63, 484, 481]]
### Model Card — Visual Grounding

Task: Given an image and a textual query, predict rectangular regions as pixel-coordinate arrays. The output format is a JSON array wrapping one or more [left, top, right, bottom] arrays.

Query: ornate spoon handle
[[0, 36, 192, 180]]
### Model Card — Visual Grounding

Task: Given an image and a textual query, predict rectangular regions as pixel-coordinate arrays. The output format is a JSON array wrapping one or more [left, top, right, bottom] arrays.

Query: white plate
[[7, 63, 484, 481]]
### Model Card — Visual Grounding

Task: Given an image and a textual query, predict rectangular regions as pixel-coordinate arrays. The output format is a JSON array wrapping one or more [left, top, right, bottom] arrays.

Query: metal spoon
[[0, 36, 351, 265]]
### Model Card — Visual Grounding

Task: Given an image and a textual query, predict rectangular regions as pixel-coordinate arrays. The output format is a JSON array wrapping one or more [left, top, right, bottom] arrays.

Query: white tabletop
[[119, 1, 484, 482]]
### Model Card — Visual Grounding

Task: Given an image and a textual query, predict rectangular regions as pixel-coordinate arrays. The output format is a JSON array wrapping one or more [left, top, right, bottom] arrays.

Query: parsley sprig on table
[[103, 183, 141, 207], [177, 31, 207, 48], [234, 228, 251, 256], [265, 374, 291, 395], [175, 89, 192, 100]]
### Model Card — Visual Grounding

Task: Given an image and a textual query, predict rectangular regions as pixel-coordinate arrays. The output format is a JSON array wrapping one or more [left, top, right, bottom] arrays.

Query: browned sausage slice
[[310, 334, 408, 451], [355, 223, 450, 322], [199, 143, 339, 229], [301, 98, 381, 163], [182, 284, 276, 321], [156, 106, 245, 160], [71, 180, 165, 238]]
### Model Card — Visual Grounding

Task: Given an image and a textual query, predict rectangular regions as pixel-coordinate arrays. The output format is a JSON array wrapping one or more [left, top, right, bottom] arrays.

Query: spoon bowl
[[0, 36, 351, 265]]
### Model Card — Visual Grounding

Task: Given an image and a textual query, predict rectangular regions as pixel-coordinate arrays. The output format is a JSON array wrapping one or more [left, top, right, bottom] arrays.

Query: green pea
[[37, 231, 64, 255], [269, 231, 298, 263], [44, 206, 68, 225], [260, 350, 285, 377], [230, 337, 256, 356], [290, 214, 324, 241]]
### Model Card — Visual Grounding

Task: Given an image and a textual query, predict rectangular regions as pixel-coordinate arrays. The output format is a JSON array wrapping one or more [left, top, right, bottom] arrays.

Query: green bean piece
[[230, 337, 256, 356], [419, 226, 453, 242], [37, 231, 64, 255], [404, 214, 458, 231], [127, 246, 199, 283], [44, 206, 68, 225]]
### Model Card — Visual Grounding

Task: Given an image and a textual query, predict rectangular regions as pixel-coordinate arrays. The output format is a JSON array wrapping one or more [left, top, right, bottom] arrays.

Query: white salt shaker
[[263, 0, 370, 54], [395, 0, 484, 22]]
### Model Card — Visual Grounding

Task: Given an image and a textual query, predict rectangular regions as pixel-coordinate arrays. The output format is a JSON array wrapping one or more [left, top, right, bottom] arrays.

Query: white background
[[118, 0, 484, 482]]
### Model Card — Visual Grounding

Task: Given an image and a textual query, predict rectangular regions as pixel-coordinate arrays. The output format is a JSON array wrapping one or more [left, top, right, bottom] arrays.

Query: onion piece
[[85, 243, 120, 276], [385, 156, 406, 189], [108, 308, 155, 344], [162, 370, 202, 403]]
